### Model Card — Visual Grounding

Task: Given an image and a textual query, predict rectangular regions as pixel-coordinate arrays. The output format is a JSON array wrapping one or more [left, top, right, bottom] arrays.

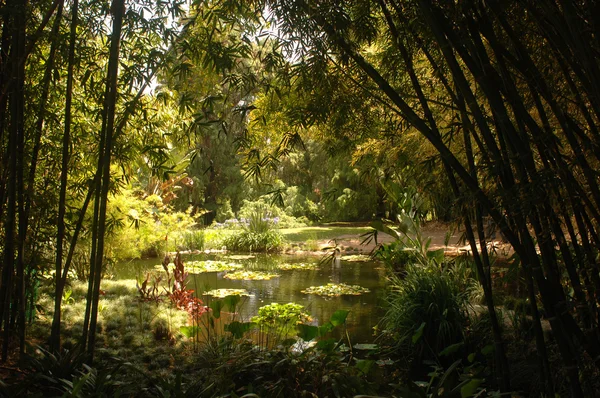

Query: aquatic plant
[[277, 262, 319, 271], [204, 289, 250, 298], [223, 270, 279, 280], [156, 260, 243, 274], [252, 303, 312, 328], [301, 283, 370, 296], [222, 230, 284, 252], [253, 302, 312, 344], [224, 254, 255, 260]]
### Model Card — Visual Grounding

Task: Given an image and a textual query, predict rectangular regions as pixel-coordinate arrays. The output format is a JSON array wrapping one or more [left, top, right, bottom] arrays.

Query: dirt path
[[311, 222, 512, 257]]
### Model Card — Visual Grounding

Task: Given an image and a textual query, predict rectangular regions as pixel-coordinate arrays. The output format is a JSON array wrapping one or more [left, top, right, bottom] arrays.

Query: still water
[[118, 253, 388, 343]]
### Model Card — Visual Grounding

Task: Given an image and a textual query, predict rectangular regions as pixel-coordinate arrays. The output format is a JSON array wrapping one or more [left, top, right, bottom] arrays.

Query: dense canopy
[[1, 0, 600, 396]]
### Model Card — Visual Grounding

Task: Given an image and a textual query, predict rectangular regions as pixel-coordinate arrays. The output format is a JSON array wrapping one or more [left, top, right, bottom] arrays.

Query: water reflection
[[117, 253, 387, 343]]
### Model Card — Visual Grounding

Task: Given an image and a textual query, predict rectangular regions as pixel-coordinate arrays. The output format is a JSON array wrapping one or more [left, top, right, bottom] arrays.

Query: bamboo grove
[[1, 0, 600, 396], [0, 0, 186, 361], [248, 0, 600, 396]]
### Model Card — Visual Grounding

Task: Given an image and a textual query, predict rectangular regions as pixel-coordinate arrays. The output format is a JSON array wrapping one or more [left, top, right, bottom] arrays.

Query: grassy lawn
[[278, 225, 373, 243]]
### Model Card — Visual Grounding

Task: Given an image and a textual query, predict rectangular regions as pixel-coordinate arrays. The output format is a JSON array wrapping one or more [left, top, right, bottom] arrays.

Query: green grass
[[31, 279, 189, 368], [279, 226, 372, 242]]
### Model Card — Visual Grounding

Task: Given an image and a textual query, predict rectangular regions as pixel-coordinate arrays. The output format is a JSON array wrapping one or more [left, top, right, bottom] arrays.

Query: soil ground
[[301, 221, 512, 257]]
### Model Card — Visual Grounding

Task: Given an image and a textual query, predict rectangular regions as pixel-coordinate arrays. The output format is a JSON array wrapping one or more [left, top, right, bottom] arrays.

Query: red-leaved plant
[[162, 252, 207, 318], [136, 272, 163, 302]]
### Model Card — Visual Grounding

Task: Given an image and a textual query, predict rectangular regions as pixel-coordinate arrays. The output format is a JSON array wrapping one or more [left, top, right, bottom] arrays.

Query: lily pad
[[223, 270, 280, 280], [154, 260, 243, 274], [186, 260, 243, 273], [340, 254, 371, 262], [277, 262, 319, 271], [224, 255, 256, 260], [204, 288, 250, 298], [301, 283, 370, 296]]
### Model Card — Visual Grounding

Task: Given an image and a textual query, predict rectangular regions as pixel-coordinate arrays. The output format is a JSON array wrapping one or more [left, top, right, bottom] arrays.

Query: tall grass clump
[[179, 229, 205, 251], [222, 208, 284, 252], [381, 263, 470, 360]]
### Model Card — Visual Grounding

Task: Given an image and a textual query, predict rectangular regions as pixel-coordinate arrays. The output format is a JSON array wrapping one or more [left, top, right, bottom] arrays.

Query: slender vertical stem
[[49, 0, 76, 352]]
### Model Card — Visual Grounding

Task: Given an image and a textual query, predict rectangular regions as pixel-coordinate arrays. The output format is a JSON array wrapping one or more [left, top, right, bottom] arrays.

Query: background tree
[[211, 0, 600, 394]]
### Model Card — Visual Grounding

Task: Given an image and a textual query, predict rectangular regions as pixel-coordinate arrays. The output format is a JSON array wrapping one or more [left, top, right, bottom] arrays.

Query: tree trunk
[[82, 0, 125, 361], [49, 0, 75, 353]]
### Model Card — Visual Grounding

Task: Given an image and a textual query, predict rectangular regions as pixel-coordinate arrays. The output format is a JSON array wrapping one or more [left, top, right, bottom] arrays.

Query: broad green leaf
[[297, 324, 319, 341], [427, 249, 445, 264], [355, 359, 375, 375], [354, 343, 378, 350], [316, 338, 336, 352], [461, 379, 483, 397], [481, 344, 495, 355], [210, 300, 224, 319], [223, 294, 242, 312], [319, 322, 334, 336], [179, 325, 200, 338], [225, 321, 255, 339], [439, 342, 464, 357], [370, 220, 401, 240], [330, 309, 349, 326], [412, 322, 426, 344]]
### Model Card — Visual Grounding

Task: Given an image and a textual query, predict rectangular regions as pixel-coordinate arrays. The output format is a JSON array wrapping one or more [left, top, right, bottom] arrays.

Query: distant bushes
[[221, 208, 285, 252]]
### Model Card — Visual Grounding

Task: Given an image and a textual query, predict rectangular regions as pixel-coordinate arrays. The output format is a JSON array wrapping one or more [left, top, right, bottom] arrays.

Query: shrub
[[236, 197, 307, 228], [222, 230, 283, 252], [252, 302, 311, 339], [179, 229, 205, 251], [374, 241, 419, 273], [381, 263, 470, 359], [221, 208, 285, 252], [321, 187, 378, 222], [283, 186, 320, 222], [104, 190, 199, 260], [215, 199, 235, 223]]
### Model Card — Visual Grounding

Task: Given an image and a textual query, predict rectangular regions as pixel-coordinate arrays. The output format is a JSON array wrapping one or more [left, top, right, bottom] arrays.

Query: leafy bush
[[321, 187, 378, 222], [381, 263, 470, 359], [104, 190, 199, 260], [221, 208, 285, 252], [179, 229, 205, 251], [245, 208, 273, 233], [214, 199, 235, 223], [252, 302, 311, 339], [237, 197, 307, 228], [374, 241, 419, 273], [222, 230, 283, 252], [283, 186, 320, 222]]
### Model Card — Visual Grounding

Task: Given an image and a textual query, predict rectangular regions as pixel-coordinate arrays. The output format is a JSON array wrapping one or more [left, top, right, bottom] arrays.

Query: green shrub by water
[[222, 230, 283, 252], [221, 209, 285, 252], [252, 302, 311, 341], [179, 229, 205, 251], [382, 263, 470, 358]]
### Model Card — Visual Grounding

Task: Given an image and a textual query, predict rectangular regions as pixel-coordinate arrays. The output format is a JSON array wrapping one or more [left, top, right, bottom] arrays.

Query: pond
[[116, 253, 388, 343]]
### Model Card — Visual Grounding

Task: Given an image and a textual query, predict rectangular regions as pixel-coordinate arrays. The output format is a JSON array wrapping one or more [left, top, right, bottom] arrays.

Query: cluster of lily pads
[[203, 288, 250, 298], [224, 255, 255, 260], [301, 283, 370, 297], [277, 262, 319, 271], [223, 270, 280, 281], [155, 260, 243, 274]]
